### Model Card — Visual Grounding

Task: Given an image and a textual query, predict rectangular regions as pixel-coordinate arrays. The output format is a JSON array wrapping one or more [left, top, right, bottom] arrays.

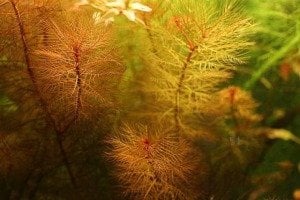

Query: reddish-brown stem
[[227, 87, 242, 136], [61, 45, 82, 133], [142, 138, 158, 182], [173, 17, 199, 133], [10, 0, 58, 132], [73, 45, 82, 122], [10, 0, 79, 191], [56, 133, 78, 188], [174, 17, 195, 50], [174, 45, 198, 133]]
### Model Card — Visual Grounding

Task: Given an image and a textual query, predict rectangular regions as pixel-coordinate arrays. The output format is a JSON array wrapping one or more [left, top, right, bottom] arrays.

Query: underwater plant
[[131, 0, 253, 137], [0, 0, 124, 198], [0, 0, 299, 199], [107, 123, 204, 200]]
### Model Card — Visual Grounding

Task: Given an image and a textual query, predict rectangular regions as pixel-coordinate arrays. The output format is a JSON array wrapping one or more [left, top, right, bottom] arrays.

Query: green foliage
[[129, 0, 253, 137], [244, 0, 300, 89]]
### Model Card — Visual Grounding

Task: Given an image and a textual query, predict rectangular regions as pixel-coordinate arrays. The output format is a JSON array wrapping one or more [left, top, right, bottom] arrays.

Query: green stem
[[291, 135, 300, 145], [244, 23, 300, 90]]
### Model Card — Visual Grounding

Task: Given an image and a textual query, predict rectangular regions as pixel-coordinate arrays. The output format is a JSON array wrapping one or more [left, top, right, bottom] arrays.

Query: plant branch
[[10, 0, 58, 131], [142, 138, 159, 198], [10, 0, 79, 190], [61, 45, 82, 133], [55, 133, 78, 188], [174, 45, 198, 133]]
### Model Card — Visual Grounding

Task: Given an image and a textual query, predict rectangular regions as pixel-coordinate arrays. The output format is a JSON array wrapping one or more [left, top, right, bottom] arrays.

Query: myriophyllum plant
[[135, 0, 254, 137], [0, 0, 124, 192], [107, 123, 204, 200], [33, 12, 124, 128], [0, 0, 264, 199]]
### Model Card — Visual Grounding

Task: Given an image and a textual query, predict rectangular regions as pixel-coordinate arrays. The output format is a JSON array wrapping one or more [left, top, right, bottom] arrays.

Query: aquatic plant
[[107, 123, 204, 200], [131, 0, 253, 137], [0, 1, 124, 198], [0, 0, 299, 199]]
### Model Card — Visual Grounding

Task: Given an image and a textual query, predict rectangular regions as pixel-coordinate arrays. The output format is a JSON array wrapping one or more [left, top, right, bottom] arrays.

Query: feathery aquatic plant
[[134, 0, 253, 136], [33, 11, 124, 129], [0, 1, 124, 193], [107, 123, 204, 200]]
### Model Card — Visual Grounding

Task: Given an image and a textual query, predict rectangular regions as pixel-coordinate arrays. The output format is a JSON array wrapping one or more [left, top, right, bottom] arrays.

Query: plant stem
[[56, 132, 78, 188], [143, 16, 156, 54], [142, 138, 158, 199], [74, 46, 82, 120], [61, 45, 82, 133], [174, 46, 198, 133], [10, 0, 79, 190], [244, 23, 300, 90]]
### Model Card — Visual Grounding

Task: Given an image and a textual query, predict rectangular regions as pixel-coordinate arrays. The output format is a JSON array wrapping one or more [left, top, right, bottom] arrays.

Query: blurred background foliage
[[233, 0, 300, 199]]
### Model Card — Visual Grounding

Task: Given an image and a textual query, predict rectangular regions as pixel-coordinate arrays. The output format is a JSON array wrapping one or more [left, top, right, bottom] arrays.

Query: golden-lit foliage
[[0, 0, 61, 120], [32, 11, 124, 127], [134, 0, 254, 136], [2, 0, 297, 199], [205, 86, 264, 200], [217, 86, 262, 124], [0, 0, 124, 129], [0, 0, 60, 63], [212, 86, 263, 166], [0, 1, 125, 196], [107, 123, 204, 200]]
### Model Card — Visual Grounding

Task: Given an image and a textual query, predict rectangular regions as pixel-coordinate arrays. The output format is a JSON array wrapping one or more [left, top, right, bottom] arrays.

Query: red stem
[[10, 0, 79, 190]]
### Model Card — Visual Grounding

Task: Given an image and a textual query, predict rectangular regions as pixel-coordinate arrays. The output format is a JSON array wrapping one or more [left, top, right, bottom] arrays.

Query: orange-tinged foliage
[[0, 1, 124, 193], [32, 11, 124, 127], [2, 1, 289, 199], [107, 123, 204, 200], [294, 189, 300, 200], [217, 86, 262, 124]]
